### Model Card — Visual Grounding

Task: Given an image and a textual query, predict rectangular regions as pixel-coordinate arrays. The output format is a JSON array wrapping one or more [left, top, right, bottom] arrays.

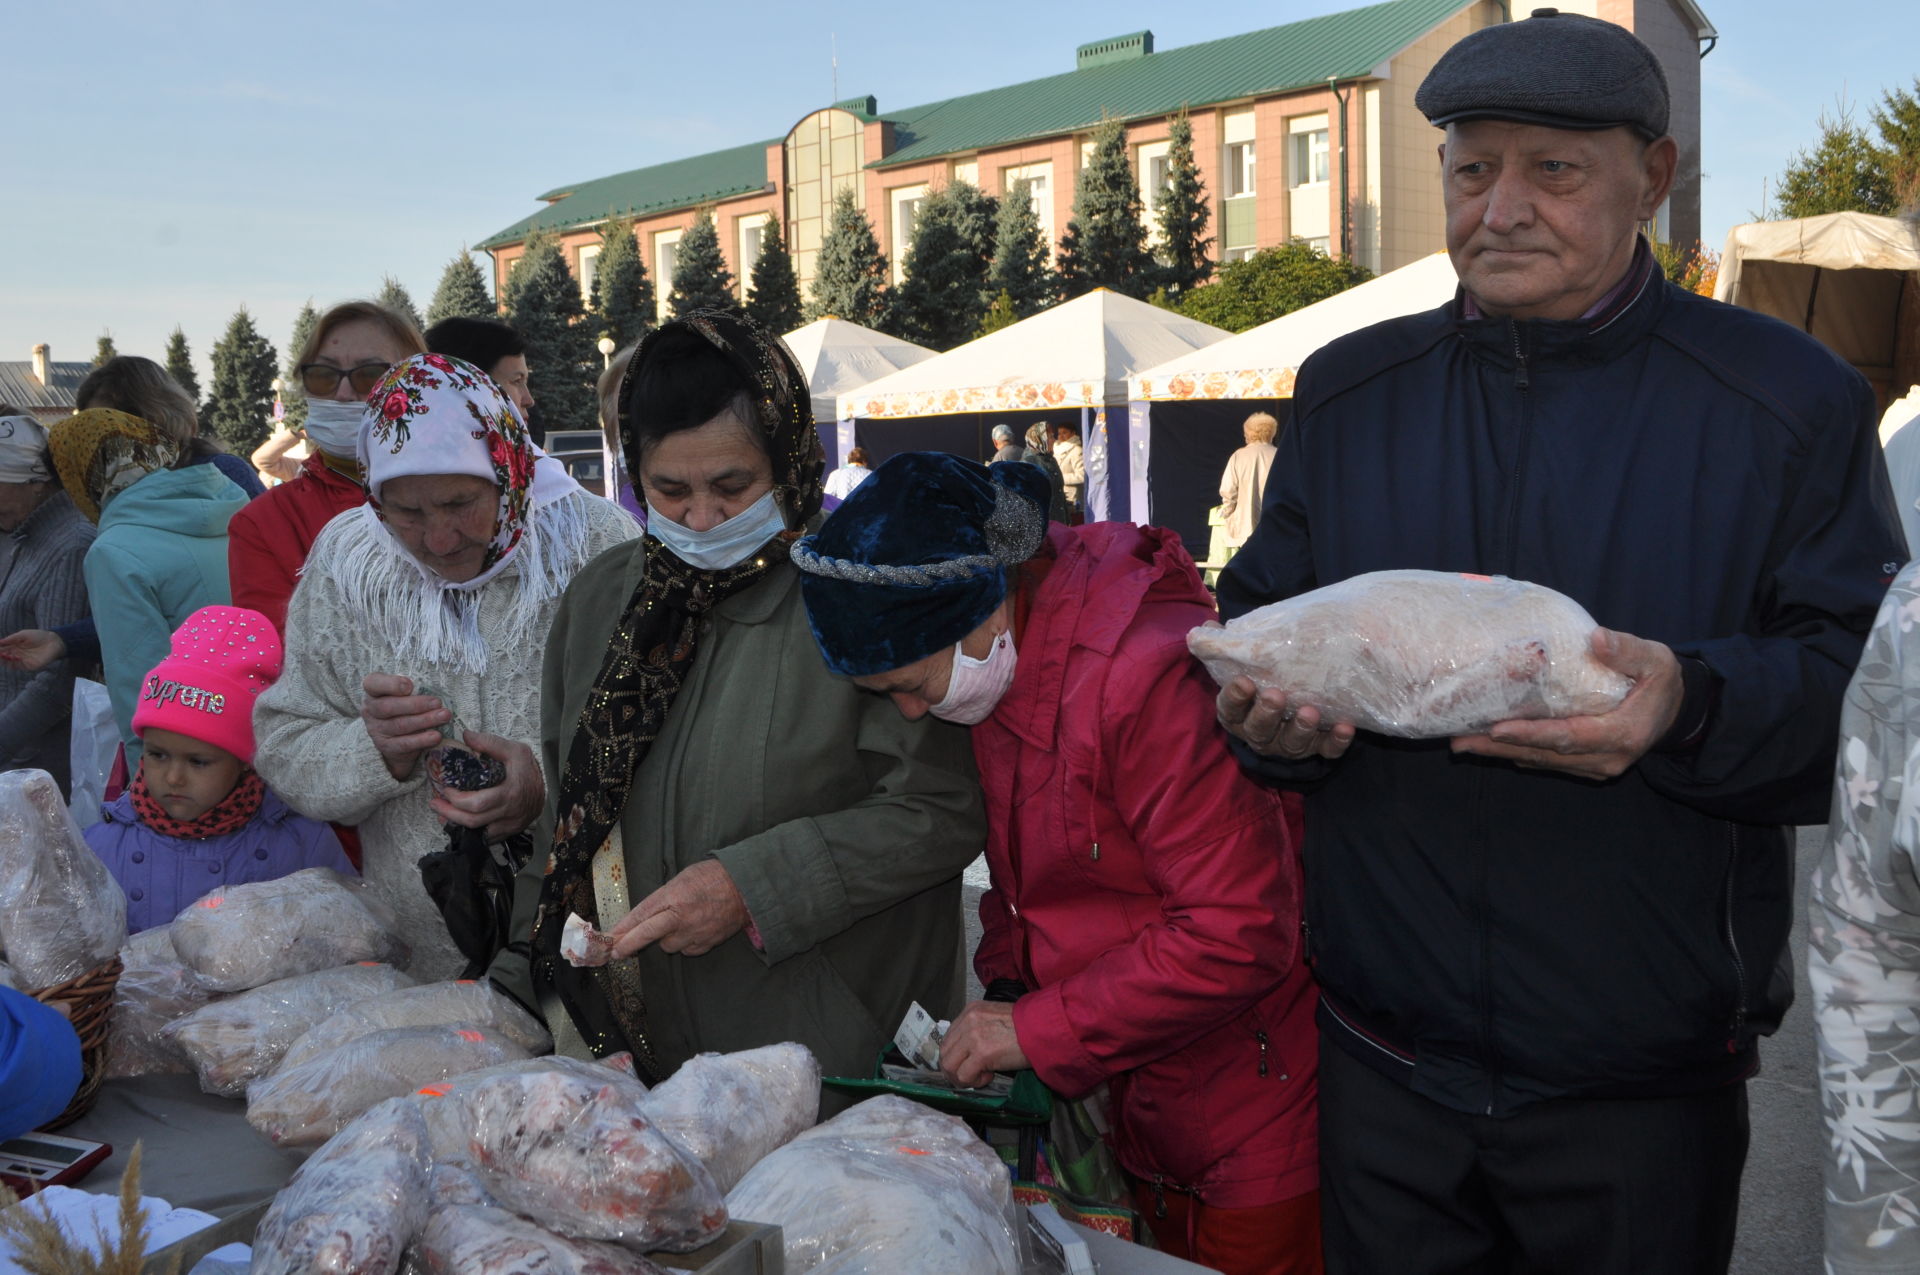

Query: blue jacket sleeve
[[209, 452, 265, 499], [0, 986, 83, 1138], [53, 617, 101, 666], [84, 541, 174, 765]]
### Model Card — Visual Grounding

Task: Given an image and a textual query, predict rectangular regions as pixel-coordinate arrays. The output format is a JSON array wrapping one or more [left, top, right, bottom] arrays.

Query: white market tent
[[780, 317, 936, 433], [835, 289, 1229, 521], [1714, 212, 1920, 433]]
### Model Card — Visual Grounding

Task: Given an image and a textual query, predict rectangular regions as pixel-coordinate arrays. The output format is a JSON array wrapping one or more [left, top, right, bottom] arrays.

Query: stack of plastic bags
[[0, 769, 127, 991]]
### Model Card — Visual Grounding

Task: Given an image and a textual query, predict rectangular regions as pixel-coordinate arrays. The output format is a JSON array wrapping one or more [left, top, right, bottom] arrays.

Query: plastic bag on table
[[420, 1065, 725, 1252], [67, 677, 117, 830], [251, 1096, 432, 1275], [0, 768, 128, 989], [105, 924, 217, 1078], [417, 1201, 673, 1275], [169, 868, 409, 993], [164, 962, 414, 1097], [726, 1093, 1019, 1274], [247, 1023, 533, 1146], [1188, 569, 1633, 739], [640, 1042, 821, 1192], [278, 979, 553, 1072], [416, 1054, 650, 1160]]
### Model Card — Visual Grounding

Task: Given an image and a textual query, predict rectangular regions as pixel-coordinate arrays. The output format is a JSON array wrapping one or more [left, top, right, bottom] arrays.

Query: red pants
[[1131, 1184, 1324, 1275]]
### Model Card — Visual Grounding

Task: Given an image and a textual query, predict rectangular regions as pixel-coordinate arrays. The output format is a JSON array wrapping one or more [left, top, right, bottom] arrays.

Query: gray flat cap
[[1416, 8, 1670, 138]]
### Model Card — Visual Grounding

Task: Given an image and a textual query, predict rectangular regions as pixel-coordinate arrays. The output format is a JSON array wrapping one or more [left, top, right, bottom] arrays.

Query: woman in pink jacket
[[793, 452, 1321, 1275]]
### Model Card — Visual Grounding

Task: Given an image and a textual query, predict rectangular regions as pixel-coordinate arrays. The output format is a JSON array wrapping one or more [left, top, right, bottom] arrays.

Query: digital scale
[[0, 1133, 112, 1196]]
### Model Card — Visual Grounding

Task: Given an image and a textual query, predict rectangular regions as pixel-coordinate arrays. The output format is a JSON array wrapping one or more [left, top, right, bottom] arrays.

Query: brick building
[[478, 0, 1714, 318]]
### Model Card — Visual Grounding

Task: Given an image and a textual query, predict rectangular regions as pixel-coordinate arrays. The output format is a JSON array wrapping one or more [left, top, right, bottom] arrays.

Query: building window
[[783, 108, 867, 295], [1001, 163, 1055, 258], [737, 213, 771, 298], [576, 244, 601, 305], [1304, 237, 1330, 255], [1136, 140, 1171, 239], [652, 229, 683, 321], [889, 184, 929, 283], [1289, 121, 1331, 188], [1223, 143, 1256, 199], [1221, 107, 1258, 260], [1221, 246, 1258, 263]]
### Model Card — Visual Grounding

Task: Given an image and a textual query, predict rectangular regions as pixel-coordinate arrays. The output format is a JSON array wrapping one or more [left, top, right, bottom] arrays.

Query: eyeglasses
[[298, 362, 392, 397]]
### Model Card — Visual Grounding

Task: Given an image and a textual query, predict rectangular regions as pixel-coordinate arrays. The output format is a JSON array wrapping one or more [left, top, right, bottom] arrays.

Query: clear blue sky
[[4, 0, 1913, 388]]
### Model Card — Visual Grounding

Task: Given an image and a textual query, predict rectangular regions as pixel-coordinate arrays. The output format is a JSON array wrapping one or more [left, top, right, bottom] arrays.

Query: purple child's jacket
[[85, 789, 356, 934]]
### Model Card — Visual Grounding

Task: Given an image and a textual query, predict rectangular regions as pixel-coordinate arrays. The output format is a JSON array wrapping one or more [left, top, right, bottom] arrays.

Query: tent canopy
[[839, 288, 1229, 421], [780, 317, 936, 427], [1130, 252, 1459, 400], [1715, 212, 1920, 414]]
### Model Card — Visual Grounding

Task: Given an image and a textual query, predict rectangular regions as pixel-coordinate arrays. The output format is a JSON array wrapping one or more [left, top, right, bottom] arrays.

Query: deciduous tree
[[1180, 240, 1371, 333]]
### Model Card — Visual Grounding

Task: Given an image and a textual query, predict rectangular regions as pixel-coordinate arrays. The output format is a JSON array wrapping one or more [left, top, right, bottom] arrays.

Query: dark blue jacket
[[1218, 267, 1904, 1116]]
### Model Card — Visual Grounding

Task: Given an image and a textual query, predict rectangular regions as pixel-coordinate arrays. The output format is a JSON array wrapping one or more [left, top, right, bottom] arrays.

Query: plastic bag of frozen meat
[[252, 1096, 432, 1275], [104, 924, 216, 1079], [640, 1042, 820, 1192], [169, 868, 409, 993], [1188, 569, 1633, 739], [420, 1064, 726, 1253], [164, 961, 414, 1096], [416, 1162, 673, 1275], [0, 768, 127, 989], [278, 979, 552, 1073], [726, 1094, 1018, 1274]]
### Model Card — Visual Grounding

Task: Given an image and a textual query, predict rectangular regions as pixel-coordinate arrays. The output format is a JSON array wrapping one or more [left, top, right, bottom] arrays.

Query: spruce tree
[[588, 218, 654, 349], [1154, 113, 1214, 299], [504, 231, 597, 438], [745, 216, 804, 334], [204, 307, 279, 455], [1875, 80, 1920, 208], [1056, 116, 1155, 300], [667, 210, 741, 318], [807, 185, 890, 326], [426, 251, 495, 325], [375, 275, 426, 331], [1775, 104, 1896, 217], [92, 333, 118, 369], [987, 179, 1054, 319], [163, 327, 201, 404], [281, 301, 319, 431], [890, 183, 999, 350]]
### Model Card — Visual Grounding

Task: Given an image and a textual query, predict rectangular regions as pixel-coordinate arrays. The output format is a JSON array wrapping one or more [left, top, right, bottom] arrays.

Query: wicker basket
[[28, 955, 123, 1129]]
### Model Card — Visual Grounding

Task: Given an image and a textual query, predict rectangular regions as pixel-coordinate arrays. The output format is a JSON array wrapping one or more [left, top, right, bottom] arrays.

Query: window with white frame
[[576, 244, 601, 305], [1304, 237, 1330, 255], [1289, 115, 1331, 188], [1136, 139, 1171, 230], [736, 213, 771, 297], [1220, 108, 1258, 259], [651, 228, 683, 321], [1001, 163, 1055, 256], [889, 184, 929, 283]]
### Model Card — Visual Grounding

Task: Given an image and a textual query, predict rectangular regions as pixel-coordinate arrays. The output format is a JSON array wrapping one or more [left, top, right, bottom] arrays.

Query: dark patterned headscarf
[[530, 311, 823, 1076]]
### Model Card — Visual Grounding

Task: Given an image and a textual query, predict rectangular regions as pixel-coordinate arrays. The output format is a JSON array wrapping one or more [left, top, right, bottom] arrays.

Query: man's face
[[1441, 119, 1676, 322], [0, 480, 51, 533]]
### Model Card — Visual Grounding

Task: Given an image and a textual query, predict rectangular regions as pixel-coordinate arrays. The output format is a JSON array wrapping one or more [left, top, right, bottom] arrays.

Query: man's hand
[[939, 1000, 1029, 1089], [429, 731, 545, 842], [1216, 674, 1357, 761], [1451, 628, 1682, 780], [606, 860, 749, 959], [360, 673, 450, 781], [0, 629, 66, 673]]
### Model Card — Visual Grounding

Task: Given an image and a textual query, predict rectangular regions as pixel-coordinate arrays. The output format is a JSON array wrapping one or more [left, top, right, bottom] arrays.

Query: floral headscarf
[[47, 409, 180, 524], [357, 353, 578, 592]]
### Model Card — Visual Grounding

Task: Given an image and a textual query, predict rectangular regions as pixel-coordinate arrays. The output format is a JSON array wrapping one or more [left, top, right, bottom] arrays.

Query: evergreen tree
[[1154, 113, 1214, 299], [745, 216, 804, 335], [976, 290, 1021, 338], [588, 218, 654, 349], [281, 301, 319, 431], [987, 179, 1055, 319], [504, 231, 596, 438], [889, 182, 999, 350], [1872, 79, 1920, 209], [1056, 116, 1155, 300], [92, 333, 118, 369], [426, 251, 495, 325], [807, 185, 890, 326], [1180, 240, 1372, 333], [1774, 104, 1896, 217], [667, 210, 741, 318], [204, 307, 279, 454], [375, 275, 426, 331], [163, 327, 200, 405]]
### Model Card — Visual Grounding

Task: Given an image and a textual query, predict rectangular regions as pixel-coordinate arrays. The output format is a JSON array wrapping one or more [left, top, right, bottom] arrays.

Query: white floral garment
[[1814, 562, 1920, 1273]]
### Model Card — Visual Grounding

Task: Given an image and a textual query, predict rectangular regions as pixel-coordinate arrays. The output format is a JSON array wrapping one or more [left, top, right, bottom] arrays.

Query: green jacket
[[491, 539, 984, 1081]]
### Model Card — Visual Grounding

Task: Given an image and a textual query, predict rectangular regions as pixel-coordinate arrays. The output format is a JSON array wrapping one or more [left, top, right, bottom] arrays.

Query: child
[[86, 605, 353, 933]]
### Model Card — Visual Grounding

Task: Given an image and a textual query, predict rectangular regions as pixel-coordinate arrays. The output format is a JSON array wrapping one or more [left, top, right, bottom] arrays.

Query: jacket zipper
[[1256, 1029, 1270, 1078], [1723, 824, 1747, 1044], [1510, 319, 1531, 391]]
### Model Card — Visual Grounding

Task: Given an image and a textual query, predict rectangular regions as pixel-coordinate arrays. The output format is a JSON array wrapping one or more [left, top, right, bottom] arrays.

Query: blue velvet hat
[[793, 452, 1052, 676]]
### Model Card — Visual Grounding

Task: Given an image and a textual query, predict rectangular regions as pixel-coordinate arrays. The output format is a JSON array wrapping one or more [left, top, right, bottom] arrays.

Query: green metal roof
[[478, 0, 1468, 250]]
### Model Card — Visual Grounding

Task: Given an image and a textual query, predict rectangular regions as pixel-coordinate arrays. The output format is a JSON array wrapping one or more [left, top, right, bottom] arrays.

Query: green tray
[[823, 1047, 1052, 1123]]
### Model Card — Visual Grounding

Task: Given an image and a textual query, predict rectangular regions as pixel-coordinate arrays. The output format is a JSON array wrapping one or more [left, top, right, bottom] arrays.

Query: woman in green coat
[[490, 313, 983, 1084]]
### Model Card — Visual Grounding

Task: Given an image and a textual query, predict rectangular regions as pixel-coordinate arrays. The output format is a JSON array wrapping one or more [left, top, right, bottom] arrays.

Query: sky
[[3, 0, 1914, 388]]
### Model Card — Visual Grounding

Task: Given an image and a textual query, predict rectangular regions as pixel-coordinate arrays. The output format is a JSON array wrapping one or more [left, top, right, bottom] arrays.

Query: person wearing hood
[[48, 408, 249, 770], [226, 300, 427, 638], [792, 453, 1321, 1275], [253, 353, 638, 981]]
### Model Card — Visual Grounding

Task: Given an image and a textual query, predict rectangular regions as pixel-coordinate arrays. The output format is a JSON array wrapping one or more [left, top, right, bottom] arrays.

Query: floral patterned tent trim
[[1134, 366, 1301, 402], [850, 380, 1102, 420]]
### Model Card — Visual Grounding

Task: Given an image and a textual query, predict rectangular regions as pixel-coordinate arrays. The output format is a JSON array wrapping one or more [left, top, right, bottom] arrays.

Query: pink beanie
[[131, 606, 282, 765]]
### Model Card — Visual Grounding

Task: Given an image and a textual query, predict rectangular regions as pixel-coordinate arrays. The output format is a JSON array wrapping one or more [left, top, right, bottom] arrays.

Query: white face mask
[[646, 489, 788, 571], [302, 398, 366, 460], [931, 628, 1017, 725]]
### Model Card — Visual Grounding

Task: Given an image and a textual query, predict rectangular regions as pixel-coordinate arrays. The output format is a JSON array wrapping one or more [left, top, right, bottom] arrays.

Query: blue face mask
[[645, 489, 788, 571]]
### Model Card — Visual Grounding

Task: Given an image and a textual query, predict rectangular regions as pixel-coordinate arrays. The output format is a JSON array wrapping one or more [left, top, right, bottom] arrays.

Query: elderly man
[[0, 412, 95, 796], [1218, 411, 1279, 553], [1214, 11, 1904, 1274], [989, 422, 1023, 463]]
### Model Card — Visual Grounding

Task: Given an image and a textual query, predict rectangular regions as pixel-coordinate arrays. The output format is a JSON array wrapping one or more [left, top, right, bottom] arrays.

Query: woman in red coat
[[793, 452, 1320, 1275]]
